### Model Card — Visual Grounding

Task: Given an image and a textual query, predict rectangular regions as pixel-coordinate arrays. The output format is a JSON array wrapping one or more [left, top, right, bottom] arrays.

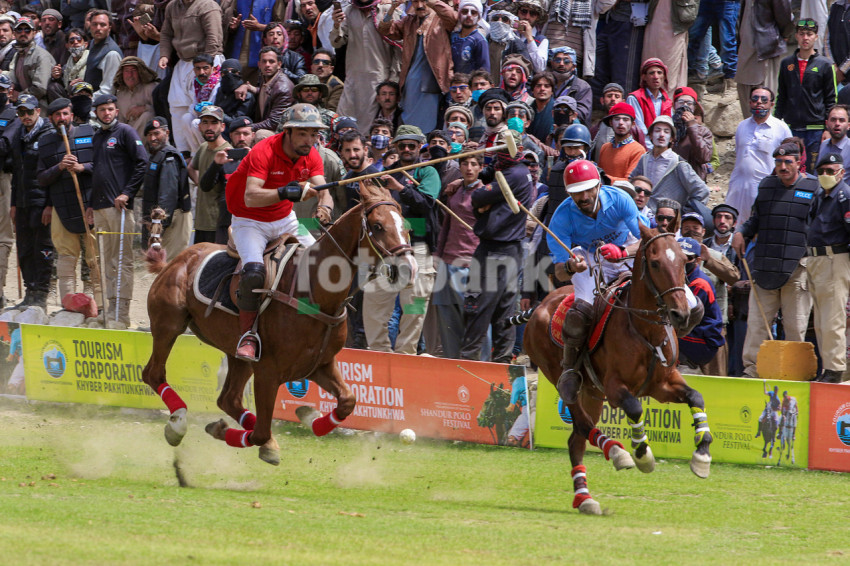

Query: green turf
[[0, 398, 848, 565]]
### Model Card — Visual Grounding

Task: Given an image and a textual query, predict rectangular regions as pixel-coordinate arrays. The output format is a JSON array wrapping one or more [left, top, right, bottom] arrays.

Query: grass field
[[1, 398, 848, 565]]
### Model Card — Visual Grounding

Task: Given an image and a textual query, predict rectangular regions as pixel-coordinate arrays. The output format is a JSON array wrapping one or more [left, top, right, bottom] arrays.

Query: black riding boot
[[235, 262, 266, 362], [557, 299, 593, 404]]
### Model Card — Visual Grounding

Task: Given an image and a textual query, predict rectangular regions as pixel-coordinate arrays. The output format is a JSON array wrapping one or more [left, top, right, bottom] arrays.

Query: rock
[[700, 89, 744, 138], [105, 320, 128, 330], [15, 306, 48, 325], [0, 309, 20, 321], [49, 310, 86, 327], [86, 319, 104, 329]]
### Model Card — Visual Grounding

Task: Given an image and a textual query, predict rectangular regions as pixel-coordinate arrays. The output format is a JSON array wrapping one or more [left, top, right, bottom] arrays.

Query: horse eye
[[372, 223, 384, 232], [650, 260, 660, 269]]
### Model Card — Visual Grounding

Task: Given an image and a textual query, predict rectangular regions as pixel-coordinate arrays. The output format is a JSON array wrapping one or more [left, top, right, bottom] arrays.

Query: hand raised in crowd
[[332, 7, 345, 27], [41, 206, 52, 226], [51, 64, 62, 80], [517, 21, 534, 42], [142, 23, 160, 42], [114, 194, 130, 210], [379, 174, 404, 192], [230, 13, 242, 31], [242, 14, 265, 31], [213, 149, 233, 165]]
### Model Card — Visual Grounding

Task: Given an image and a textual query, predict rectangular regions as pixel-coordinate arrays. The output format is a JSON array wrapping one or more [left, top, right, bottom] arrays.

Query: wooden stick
[[741, 256, 773, 340], [400, 170, 474, 232]]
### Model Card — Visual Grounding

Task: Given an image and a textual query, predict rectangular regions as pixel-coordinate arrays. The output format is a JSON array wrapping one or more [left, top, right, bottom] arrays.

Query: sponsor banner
[[535, 373, 809, 468], [21, 324, 250, 412], [0, 322, 22, 393], [809, 383, 850, 472], [274, 349, 528, 445]]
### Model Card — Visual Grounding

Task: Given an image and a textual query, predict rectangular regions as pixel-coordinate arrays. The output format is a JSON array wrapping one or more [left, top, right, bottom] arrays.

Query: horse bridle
[[362, 200, 414, 258], [637, 232, 688, 322]]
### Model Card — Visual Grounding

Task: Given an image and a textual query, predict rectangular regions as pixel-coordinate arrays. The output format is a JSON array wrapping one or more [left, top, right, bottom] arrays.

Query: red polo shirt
[[225, 133, 324, 222]]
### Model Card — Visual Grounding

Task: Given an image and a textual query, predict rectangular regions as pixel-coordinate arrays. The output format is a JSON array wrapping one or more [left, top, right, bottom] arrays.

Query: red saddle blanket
[[549, 280, 630, 352]]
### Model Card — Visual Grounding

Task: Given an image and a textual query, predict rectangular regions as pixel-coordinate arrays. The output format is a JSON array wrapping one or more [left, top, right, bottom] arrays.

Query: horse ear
[[639, 221, 654, 240]]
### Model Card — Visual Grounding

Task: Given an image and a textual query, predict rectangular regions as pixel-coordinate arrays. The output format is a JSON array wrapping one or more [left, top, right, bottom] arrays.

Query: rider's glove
[[599, 243, 626, 261], [277, 181, 304, 201]]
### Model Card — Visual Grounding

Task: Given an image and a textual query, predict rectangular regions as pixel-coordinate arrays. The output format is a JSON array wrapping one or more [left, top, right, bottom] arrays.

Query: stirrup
[[236, 331, 261, 362]]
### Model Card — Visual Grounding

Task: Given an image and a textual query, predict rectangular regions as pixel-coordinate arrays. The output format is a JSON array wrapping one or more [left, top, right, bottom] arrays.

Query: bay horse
[[141, 182, 415, 464], [523, 224, 713, 515]]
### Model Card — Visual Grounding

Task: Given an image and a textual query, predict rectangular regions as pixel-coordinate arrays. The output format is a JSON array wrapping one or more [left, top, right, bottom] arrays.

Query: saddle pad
[[193, 250, 239, 315], [548, 280, 630, 351]]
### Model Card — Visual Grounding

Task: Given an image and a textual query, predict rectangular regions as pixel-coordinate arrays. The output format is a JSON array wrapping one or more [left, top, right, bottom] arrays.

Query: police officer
[[0, 94, 54, 308], [90, 93, 149, 327], [806, 153, 850, 383], [36, 98, 101, 308], [199, 116, 255, 244], [0, 74, 16, 307], [141, 116, 192, 257], [732, 142, 816, 378]]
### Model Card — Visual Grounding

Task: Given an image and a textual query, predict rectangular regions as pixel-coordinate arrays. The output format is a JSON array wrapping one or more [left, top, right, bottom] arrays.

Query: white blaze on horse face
[[390, 210, 419, 281], [666, 248, 676, 263]]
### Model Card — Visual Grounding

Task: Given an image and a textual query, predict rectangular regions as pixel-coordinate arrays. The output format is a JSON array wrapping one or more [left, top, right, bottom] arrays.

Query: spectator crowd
[[0, 0, 848, 382]]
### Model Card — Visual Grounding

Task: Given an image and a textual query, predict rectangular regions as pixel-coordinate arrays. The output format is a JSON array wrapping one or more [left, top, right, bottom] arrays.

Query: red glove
[[599, 243, 626, 261]]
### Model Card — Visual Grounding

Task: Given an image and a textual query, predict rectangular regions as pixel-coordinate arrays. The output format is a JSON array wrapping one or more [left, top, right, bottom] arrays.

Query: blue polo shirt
[[547, 185, 645, 264]]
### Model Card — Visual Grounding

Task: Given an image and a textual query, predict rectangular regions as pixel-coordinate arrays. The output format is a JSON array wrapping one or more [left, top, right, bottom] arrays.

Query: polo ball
[[399, 429, 416, 445]]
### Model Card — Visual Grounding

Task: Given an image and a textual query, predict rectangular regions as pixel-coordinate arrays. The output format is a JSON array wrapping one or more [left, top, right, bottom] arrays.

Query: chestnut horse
[[524, 224, 713, 515], [141, 183, 414, 464]]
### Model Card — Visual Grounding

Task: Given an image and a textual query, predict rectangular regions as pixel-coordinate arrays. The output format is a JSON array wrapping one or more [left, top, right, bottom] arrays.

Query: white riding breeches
[[231, 212, 315, 264]]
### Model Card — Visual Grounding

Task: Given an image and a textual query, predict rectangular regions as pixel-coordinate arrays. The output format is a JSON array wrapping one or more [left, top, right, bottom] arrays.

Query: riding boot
[[235, 262, 266, 362], [557, 299, 594, 404]]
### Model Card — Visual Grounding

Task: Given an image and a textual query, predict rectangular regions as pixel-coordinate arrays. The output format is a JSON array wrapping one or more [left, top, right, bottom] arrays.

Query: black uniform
[[807, 180, 850, 249], [37, 123, 95, 235], [91, 122, 148, 210], [460, 162, 532, 362], [0, 117, 55, 300], [141, 143, 191, 248]]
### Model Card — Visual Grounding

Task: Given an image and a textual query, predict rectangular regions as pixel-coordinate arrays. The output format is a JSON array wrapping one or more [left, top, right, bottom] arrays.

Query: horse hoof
[[259, 436, 281, 466], [690, 451, 711, 479], [609, 445, 635, 471], [205, 418, 229, 441], [578, 498, 603, 516], [635, 445, 655, 474], [164, 408, 188, 447]]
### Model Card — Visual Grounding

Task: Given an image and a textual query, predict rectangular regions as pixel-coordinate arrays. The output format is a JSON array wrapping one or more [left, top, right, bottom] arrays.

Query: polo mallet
[[115, 207, 126, 323], [59, 124, 104, 310], [494, 171, 575, 259], [400, 170, 474, 232], [312, 132, 518, 192]]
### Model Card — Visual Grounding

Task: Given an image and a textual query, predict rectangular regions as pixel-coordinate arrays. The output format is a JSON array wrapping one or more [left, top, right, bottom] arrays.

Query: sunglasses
[[397, 142, 418, 150], [797, 19, 817, 29], [312, 59, 332, 66], [491, 15, 511, 23], [635, 187, 652, 195], [552, 56, 572, 64], [518, 7, 536, 15], [817, 167, 842, 175], [16, 108, 36, 116], [450, 84, 469, 92], [67, 36, 84, 44], [774, 158, 796, 165], [300, 87, 321, 93], [750, 95, 770, 103], [460, 8, 478, 14], [655, 214, 675, 222], [15, 27, 34, 33]]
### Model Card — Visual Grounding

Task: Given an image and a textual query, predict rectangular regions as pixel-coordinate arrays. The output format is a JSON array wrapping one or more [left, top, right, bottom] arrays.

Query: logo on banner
[[457, 385, 470, 403], [42, 340, 66, 378], [557, 400, 573, 424], [740, 405, 751, 423], [285, 379, 310, 398], [834, 402, 850, 447]]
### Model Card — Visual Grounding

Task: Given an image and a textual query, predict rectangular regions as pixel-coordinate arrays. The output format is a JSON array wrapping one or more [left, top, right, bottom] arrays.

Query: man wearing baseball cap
[[10, 16, 54, 110], [597, 102, 645, 182], [188, 105, 229, 244], [225, 103, 334, 361], [140, 116, 192, 258], [90, 92, 149, 327], [547, 159, 647, 403], [732, 141, 817, 378], [676, 236, 725, 369]]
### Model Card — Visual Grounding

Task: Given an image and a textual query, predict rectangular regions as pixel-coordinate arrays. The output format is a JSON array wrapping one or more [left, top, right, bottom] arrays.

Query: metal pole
[[115, 209, 125, 322]]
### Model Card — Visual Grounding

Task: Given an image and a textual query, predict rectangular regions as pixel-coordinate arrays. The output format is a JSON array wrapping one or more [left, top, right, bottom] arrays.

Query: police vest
[[751, 175, 817, 290], [37, 124, 95, 234], [0, 105, 16, 173], [142, 146, 190, 228]]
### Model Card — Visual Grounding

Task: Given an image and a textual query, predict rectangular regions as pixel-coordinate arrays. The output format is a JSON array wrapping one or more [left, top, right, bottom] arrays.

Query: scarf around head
[[194, 66, 221, 103]]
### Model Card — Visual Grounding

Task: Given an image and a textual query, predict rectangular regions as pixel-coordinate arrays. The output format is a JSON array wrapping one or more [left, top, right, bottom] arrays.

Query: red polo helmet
[[564, 160, 601, 193]]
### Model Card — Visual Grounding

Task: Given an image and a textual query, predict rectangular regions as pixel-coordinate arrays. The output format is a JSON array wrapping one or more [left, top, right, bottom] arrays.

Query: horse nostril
[[670, 309, 687, 327]]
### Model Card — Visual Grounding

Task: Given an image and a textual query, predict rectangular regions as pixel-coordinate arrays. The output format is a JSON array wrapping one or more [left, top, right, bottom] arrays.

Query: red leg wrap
[[571, 464, 590, 508], [157, 383, 187, 414], [572, 493, 593, 509], [238, 410, 257, 430], [311, 409, 344, 437], [588, 428, 623, 460], [225, 428, 254, 448]]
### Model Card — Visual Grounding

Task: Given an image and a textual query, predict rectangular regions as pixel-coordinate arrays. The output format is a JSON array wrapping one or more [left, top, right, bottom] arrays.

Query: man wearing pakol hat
[[35, 97, 100, 307], [597, 102, 645, 182], [546, 159, 648, 403], [10, 16, 54, 110], [140, 116, 192, 258], [626, 58, 672, 139], [676, 236, 725, 368], [0, 14, 17, 71], [549, 46, 591, 124], [451, 0, 489, 75], [731, 141, 817, 379], [629, 114, 709, 216], [378, 0, 457, 133], [804, 152, 850, 383], [225, 103, 335, 361], [89, 93, 149, 327], [360, 124, 438, 355], [477, 87, 510, 162], [0, 94, 53, 308], [500, 53, 533, 103]]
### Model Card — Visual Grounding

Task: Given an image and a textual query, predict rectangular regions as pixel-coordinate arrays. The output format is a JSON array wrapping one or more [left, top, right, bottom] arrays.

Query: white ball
[[399, 428, 416, 445]]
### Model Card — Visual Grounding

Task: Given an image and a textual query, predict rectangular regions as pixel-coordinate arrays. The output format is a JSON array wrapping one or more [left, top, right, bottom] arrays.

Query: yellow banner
[[21, 324, 253, 413]]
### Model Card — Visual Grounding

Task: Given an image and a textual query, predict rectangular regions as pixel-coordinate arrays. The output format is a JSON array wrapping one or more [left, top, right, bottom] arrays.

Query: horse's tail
[[506, 307, 536, 326], [145, 245, 169, 274]]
